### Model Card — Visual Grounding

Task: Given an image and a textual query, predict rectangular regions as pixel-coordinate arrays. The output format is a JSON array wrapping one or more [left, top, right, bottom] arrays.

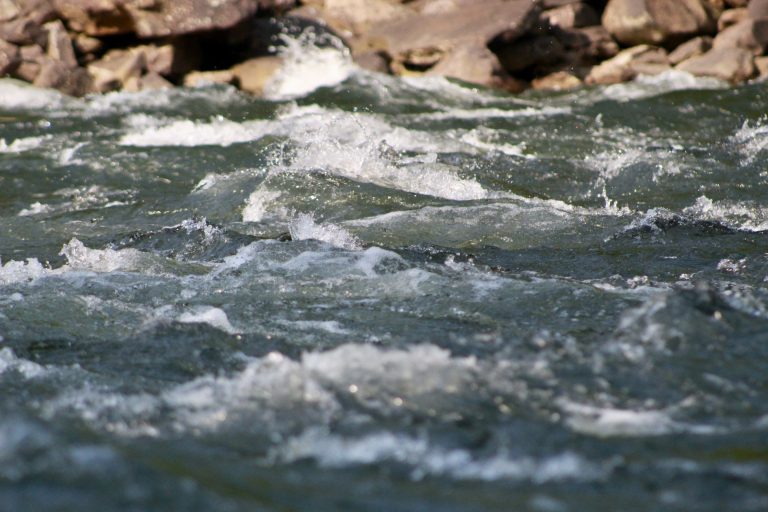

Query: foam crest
[[0, 348, 47, 379], [263, 28, 354, 100], [276, 429, 604, 482], [0, 79, 68, 110], [731, 118, 768, 164], [559, 401, 679, 437], [600, 70, 725, 102], [683, 196, 768, 231], [0, 136, 49, 153], [289, 213, 361, 250], [119, 116, 270, 147], [177, 306, 238, 334], [0, 258, 50, 285], [59, 238, 145, 273]]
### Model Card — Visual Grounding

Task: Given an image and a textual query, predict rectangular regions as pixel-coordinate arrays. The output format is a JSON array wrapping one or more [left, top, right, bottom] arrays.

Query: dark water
[[1, 41, 768, 511]]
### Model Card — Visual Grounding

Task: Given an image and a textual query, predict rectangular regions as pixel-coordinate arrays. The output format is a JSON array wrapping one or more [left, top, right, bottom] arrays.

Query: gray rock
[[44, 20, 77, 69], [748, 0, 768, 19], [676, 46, 755, 83], [12, 44, 44, 81], [602, 0, 721, 46], [426, 44, 526, 92], [0, 0, 54, 45], [668, 36, 712, 64]]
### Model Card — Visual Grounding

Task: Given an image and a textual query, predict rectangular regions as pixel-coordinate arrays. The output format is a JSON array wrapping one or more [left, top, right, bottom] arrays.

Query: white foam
[[17, 202, 54, 217], [731, 118, 768, 165], [263, 29, 354, 100], [683, 195, 768, 232], [0, 79, 67, 110], [276, 428, 603, 482], [289, 213, 361, 250], [283, 320, 350, 335], [119, 116, 270, 147], [177, 306, 238, 334], [559, 401, 679, 437], [600, 70, 725, 102], [0, 258, 50, 285], [242, 189, 284, 222], [59, 238, 145, 273], [422, 105, 570, 121], [0, 348, 47, 379], [0, 136, 49, 153]]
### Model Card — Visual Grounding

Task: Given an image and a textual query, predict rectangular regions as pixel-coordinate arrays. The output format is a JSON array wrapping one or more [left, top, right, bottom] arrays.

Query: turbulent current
[[1, 40, 768, 512]]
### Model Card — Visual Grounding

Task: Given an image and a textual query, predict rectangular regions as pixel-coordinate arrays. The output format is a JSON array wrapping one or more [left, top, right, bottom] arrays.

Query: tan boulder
[[33, 58, 93, 96], [585, 44, 670, 85], [87, 48, 145, 92], [0, 39, 20, 75], [668, 36, 712, 64], [425, 44, 525, 92], [554, 25, 620, 61], [0, 0, 21, 21], [125, 0, 260, 38], [291, 0, 408, 39], [541, 2, 600, 29], [0, 0, 55, 45], [748, 0, 768, 19], [532, 70, 582, 90], [602, 0, 720, 46], [44, 20, 78, 68], [123, 71, 173, 92], [183, 69, 236, 87], [755, 55, 768, 77], [676, 46, 755, 83], [712, 18, 768, 55], [51, 0, 133, 36], [12, 44, 45, 81], [230, 56, 284, 95], [718, 7, 748, 31]]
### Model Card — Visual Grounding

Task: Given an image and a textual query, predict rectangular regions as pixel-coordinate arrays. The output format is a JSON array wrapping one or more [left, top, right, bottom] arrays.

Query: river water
[[1, 37, 768, 511]]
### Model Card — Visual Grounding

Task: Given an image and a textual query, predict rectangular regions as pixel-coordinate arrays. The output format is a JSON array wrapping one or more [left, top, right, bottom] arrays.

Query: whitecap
[[289, 213, 361, 250], [177, 306, 239, 334], [119, 116, 271, 147]]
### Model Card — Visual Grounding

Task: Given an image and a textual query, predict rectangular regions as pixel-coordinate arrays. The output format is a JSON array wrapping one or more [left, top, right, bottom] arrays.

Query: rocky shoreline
[[1, 0, 767, 97]]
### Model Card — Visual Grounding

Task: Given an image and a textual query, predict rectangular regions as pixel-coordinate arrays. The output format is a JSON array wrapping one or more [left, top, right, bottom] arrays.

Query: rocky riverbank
[[1, 0, 767, 97]]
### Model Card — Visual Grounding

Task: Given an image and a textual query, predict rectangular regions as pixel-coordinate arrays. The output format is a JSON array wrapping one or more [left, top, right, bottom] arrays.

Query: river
[[1, 36, 768, 511]]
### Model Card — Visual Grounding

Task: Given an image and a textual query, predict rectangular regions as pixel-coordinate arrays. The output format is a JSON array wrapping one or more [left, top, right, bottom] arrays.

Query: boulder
[[0, 0, 55, 45], [712, 18, 768, 55], [44, 20, 78, 68], [725, 0, 746, 7], [531, 70, 582, 90], [585, 44, 670, 84], [0, 0, 21, 21], [125, 0, 260, 38], [554, 25, 620, 60], [230, 56, 284, 95], [87, 48, 145, 92], [51, 0, 133, 36], [123, 71, 173, 92], [668, 35, 712, 64], [755, 55, 768, 77], [425, 44, 525, 91], [0, 39, 20, 76], [676, 46, 755, 82], [290, 0, 408, 40], [495, 35, 565, 73], [352, 50, 389, 73], [748, 0, 768, 19], [183, 69, 236, 87], [33, 58, 93, 96], [718, 7, 748, 31], [73, 33, 103, 58], [541, 2, 600, 29], [602, 0, 720, 46], [367, 0, 540, 68], [12, 44, 45, 81]]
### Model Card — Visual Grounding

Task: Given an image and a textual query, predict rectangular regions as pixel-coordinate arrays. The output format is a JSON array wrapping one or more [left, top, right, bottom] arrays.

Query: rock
[[125, 0, 260, 38], [12, 44, 45, 81], [541, 2, 600, 29], [73, 33, 103, 57], [725, 0, 746, 7], [425, 44, 523, 91], [554, 25, 620, 60], [676, 46, 755, 82], [87, 48, 146, 92], [123, 71, 173, 92], [748, 0, 768, 19], [33, 58, 93, 96], [718, 7, 748, 31], [668, 36, 712, 64], [133, 44, 174, 76], [0, 39, 20, 75], [44, 20, 78, 68], [230, 56, 284, 95], [0, 0, 21, 21], [0, 0, 55, 45], [183, 69, 236, 87], [585, 44, 670, 84], [353, 50, 389, 73], [532, 70, 582, 90], [51, 0, 133, 36], [755, 55, 768, 77], [495, 35, 565, 73], [713, 18, 768, 55], [602, 0, 720, 46], [367, 0, 541, 73], [291, 0, 408, 40]]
